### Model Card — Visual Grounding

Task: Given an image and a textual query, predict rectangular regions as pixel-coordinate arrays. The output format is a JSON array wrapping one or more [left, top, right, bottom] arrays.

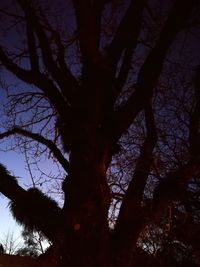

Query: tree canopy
[[0, 0, 200, 266]]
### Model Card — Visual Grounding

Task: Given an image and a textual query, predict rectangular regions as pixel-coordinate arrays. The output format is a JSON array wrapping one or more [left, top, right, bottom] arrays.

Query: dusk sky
[[0, 150, 25, 241]]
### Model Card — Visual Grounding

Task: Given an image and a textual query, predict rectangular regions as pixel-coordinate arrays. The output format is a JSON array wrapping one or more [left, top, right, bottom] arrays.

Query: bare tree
[[0, 231, 22, 255], [0, 0, 200, 267]]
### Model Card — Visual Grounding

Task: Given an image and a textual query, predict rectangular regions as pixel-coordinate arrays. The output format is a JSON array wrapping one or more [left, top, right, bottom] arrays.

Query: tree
[[16, 229, 48, 257], [0, 0, 200, 266], [0, 229, 46, 257], [0, 231, 22, 255]]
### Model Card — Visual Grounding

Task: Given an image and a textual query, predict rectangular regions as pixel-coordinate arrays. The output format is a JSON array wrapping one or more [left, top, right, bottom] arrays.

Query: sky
[[0, 150, 25, 242], [0, 89, 26, 239]]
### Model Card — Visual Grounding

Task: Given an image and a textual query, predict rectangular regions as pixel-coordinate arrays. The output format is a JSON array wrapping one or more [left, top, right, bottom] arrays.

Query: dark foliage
[[9, 188, 61, 241]]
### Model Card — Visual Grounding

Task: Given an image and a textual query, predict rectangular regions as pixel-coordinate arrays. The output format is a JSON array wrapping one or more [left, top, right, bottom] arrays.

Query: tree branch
[[115, 45, 135, 94], [16, 0, 78, 103], [152, 156, 200, 217], [0, 127, 69, 173], [0, 164, 23, 201], [0, 164, 61, 241], [49, 29, 78, 103], [189, 65, 200, 156], [152, 65, 200, 213], [0, 46, 68, 116], [113, 103, 157, 267], [72, 0, 103, 68], [26, 15, 39, 72], [107, 0, 146, 75], [109, 0, 195, 144]]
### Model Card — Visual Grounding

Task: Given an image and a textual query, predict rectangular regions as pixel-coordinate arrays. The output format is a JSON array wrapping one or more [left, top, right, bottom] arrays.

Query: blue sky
[[0, 150, 26, 240]]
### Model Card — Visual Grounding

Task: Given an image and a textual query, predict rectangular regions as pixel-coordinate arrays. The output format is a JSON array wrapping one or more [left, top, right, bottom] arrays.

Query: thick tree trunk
[[59, 118, 112, 267], [51, 85, 122, 266]]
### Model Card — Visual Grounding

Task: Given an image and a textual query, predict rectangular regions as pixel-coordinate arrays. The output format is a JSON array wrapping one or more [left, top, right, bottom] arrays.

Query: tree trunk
[[59, 119, 112, 267]]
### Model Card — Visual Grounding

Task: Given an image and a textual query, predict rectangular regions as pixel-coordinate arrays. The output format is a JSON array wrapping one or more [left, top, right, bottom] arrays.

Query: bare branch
[[0, 127, 69, 173], [152, 156, 200, 216], [113, 45, 135, 102], [109, 0, 196, 144], [112, 103, 157, 266], [0, 46, 68, 116], [26, 17, 39, 72], [189, 65, 200, 156], [153, 68, 200, 204], [107, 0, 146, 75], [16, 0, 78, 103]]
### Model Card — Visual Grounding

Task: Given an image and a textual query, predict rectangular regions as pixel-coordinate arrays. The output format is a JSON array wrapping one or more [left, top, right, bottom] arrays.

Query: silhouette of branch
[[0, 164, 62, 242], [72, 0, 103, 67], [0, 46, 67, 116], [107, 0, 146, 75], [26, 17, 39, 72], [152, 156, 200, 216], [113, 103, 157, 266], [110, 0, 196, 144], [189, 66, 200, 156], [152, 66, 200, 214], [17, 0, 78, 104], [0, 127, 69, 173]]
